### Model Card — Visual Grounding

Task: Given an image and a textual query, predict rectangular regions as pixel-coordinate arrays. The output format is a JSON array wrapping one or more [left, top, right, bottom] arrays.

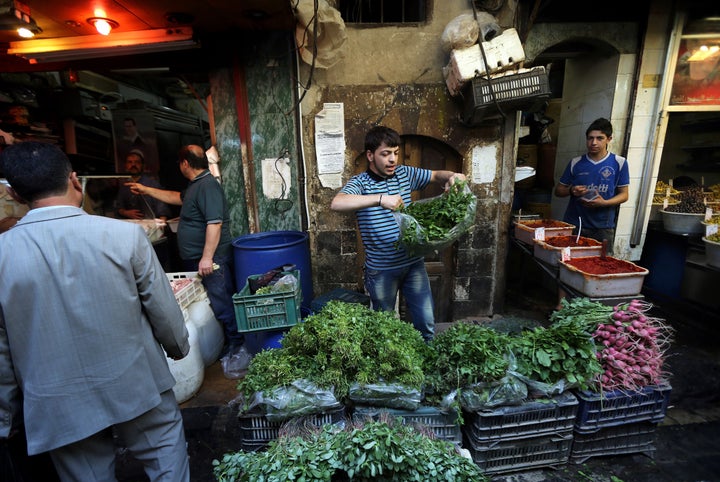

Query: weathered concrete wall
[[295, 0, 523, 318]]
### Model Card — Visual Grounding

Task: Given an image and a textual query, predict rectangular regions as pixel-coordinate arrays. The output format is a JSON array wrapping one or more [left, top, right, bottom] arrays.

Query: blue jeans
[[364, 259, 435, 341], [183, 255, 243, 345]]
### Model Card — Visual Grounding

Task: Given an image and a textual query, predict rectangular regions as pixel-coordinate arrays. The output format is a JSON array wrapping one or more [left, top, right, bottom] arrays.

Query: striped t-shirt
[[340, 165, 432, 270]]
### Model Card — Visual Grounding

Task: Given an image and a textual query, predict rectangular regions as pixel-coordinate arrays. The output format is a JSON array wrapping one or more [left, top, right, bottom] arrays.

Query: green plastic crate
[[233, 270, 302, 332]]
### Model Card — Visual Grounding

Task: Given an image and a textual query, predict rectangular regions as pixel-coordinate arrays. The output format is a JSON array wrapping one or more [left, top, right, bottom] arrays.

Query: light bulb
[[17, 27, 35, 38], [94, 19, 112, 35]]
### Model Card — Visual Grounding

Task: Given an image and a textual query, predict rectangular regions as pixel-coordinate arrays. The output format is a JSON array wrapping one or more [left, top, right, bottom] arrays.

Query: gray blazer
[[0, 206, 189, 455]]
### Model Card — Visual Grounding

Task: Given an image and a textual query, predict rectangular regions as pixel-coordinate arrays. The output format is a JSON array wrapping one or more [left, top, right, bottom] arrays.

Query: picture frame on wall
[[111, 109, 160, 174]]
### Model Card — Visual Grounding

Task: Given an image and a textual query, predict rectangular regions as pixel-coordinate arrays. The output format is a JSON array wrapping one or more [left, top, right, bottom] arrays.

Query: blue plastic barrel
[[232, 231, 313, 311]]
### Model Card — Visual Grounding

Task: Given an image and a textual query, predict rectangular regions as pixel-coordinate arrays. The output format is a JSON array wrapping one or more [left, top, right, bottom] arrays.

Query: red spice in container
[[520, 219, 572, 229], [544, 236, 602, 248], [565, 257, 646, 275]]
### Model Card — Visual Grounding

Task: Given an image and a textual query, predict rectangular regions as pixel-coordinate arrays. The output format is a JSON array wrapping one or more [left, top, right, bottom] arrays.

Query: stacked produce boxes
[[570, 383, 672, 463], [461, 392, 578, 474]]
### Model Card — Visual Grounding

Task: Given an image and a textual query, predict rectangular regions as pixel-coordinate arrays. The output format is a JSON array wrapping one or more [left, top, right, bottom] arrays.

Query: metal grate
[[339, 0, 427, 24]]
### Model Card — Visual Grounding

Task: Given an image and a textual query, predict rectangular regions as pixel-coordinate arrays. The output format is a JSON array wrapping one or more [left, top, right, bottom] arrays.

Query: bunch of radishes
[[592, 299, 673, 392]]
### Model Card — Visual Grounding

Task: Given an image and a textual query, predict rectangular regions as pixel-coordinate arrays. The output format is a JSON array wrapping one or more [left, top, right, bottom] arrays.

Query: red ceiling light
[[87, 17, 118, 35]]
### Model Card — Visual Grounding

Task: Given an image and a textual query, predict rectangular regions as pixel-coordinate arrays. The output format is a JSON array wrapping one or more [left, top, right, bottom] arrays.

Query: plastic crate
[[352, 405, 462, 444], [237, 406, 346, 451], [166, 272, 205, 311], [574, 383, 671, 434], [464, 430, 573, 475], [569, 421, 658, 464], [232, 270, 302, 333], [463, 391, 578, 443], [461, 66, 550, 125]]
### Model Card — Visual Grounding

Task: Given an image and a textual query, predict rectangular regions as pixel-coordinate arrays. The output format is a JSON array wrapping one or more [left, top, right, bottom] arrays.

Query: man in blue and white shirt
[[331, 126, 466, 341], [555, 117, 630, 250]]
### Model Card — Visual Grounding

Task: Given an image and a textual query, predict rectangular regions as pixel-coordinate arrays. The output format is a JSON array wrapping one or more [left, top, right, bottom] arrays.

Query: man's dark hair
[[586, 118, 613, 138], [0, 141, 72, 203], [178, 145, 208, 170], [364, 126, 401, 153]]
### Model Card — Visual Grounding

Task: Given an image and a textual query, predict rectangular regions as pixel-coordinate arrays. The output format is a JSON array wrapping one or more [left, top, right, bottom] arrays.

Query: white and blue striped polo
[[341, 165, 432, 270]]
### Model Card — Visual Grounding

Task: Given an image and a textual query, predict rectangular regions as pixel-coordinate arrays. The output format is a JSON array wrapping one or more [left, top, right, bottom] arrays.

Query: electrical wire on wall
[[290, 0, 319, 113], [272, 148, 294, 214]]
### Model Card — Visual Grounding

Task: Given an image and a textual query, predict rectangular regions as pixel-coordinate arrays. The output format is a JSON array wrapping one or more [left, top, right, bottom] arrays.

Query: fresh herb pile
[[510, 316, 602, 390], [236, 301, 429, 406], [395, 180, 477, 255], [212, 419, 487, 482], [424, 321, 511, 397]]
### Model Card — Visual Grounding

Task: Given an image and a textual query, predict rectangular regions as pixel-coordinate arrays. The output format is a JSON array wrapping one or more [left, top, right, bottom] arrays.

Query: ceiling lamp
[[7, 27, 198, 63], [0, 0, 41, 38], [87, 17, 118, 36]]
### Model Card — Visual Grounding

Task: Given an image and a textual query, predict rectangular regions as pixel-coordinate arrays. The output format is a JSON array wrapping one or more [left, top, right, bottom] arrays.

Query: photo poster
[[670, 37, 720, 105], [111, 109, 160, 174]]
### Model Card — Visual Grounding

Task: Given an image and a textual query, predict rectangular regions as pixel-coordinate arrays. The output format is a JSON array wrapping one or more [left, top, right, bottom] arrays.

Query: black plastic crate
[[461, 66, 550, 125], [574, 383, 671, 434], [463, 391, 578, 443], [570, 421, 658, 464], [310, 288, 370, 314], [237, 406, 346, 451], [352, 405, 461, 444], [464, 430, 573, 475]]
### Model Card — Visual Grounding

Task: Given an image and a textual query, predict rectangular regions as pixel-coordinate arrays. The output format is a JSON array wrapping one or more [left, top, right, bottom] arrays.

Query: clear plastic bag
[[393, 183, 477, 257], [272, 273, 298, 293], [348, 382, 422, 410], [457, 372, 528, 411], [249, 379, 341, 422], [220, 345, 253, 379]]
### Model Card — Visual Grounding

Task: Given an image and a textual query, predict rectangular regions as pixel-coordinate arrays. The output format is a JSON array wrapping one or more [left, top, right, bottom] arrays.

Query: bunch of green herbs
[[237, 300, 429, 405], [396, 180, 475, 249], [510, 318, 602, 389], [424, 321, 512, 397], [212, 419, 487, 482]]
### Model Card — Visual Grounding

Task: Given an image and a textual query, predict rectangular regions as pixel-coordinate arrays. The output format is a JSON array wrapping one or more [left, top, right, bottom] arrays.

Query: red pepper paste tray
[[533, 235, 603, 266], [514, 219, 575, 245], [558, 257, 649, 297]]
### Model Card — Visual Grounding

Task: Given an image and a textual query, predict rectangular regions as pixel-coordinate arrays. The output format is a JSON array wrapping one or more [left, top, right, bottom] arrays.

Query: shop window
[[339, 0, 427, 24]]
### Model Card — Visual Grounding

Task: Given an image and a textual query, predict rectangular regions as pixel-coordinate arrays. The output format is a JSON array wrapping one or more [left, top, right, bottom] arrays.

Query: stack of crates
[[238, 406, 347, 451], [461, 392, 578, 474], [570, 382, 672, 464], [352, 405, 462, 444]]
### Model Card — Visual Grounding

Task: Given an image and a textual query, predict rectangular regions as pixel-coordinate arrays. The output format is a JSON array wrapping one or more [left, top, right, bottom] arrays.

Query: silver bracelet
[[378, 194, 384, 206]]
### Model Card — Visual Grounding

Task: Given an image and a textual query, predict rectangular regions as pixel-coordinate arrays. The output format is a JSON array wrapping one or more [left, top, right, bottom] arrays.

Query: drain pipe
[[630, 13, 683, 247]]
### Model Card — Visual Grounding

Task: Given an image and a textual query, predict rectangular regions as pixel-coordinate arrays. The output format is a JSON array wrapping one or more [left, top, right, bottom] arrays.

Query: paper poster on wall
[[471, 144, 497, 184], [111, 110, 160, 174], [261, 157, 292, 199], [670, 37, 720, 105], [315, 102, 345, 188]]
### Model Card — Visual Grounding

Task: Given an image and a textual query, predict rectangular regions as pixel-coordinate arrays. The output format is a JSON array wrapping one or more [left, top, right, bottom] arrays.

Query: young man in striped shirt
[[331, 126, 466, 341]]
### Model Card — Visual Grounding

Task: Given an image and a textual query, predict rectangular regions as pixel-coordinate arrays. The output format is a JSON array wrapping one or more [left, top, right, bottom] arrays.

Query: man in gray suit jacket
[[0, 142, 191, 481]]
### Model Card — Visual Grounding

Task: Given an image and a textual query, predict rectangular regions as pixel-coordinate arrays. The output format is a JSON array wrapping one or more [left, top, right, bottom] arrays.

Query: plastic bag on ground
[[220, 344, 253, 379]]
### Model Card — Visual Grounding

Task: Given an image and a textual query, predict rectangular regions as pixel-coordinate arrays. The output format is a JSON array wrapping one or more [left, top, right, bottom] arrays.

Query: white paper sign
[[706, 207, 713, 221], [707, 223, 718, 237], [314, 103, 346, 175], [261, 157, 291, 199], [561, 247, 571, 262], [534, 227, 545, 241], [471, 145, 497, 184]]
